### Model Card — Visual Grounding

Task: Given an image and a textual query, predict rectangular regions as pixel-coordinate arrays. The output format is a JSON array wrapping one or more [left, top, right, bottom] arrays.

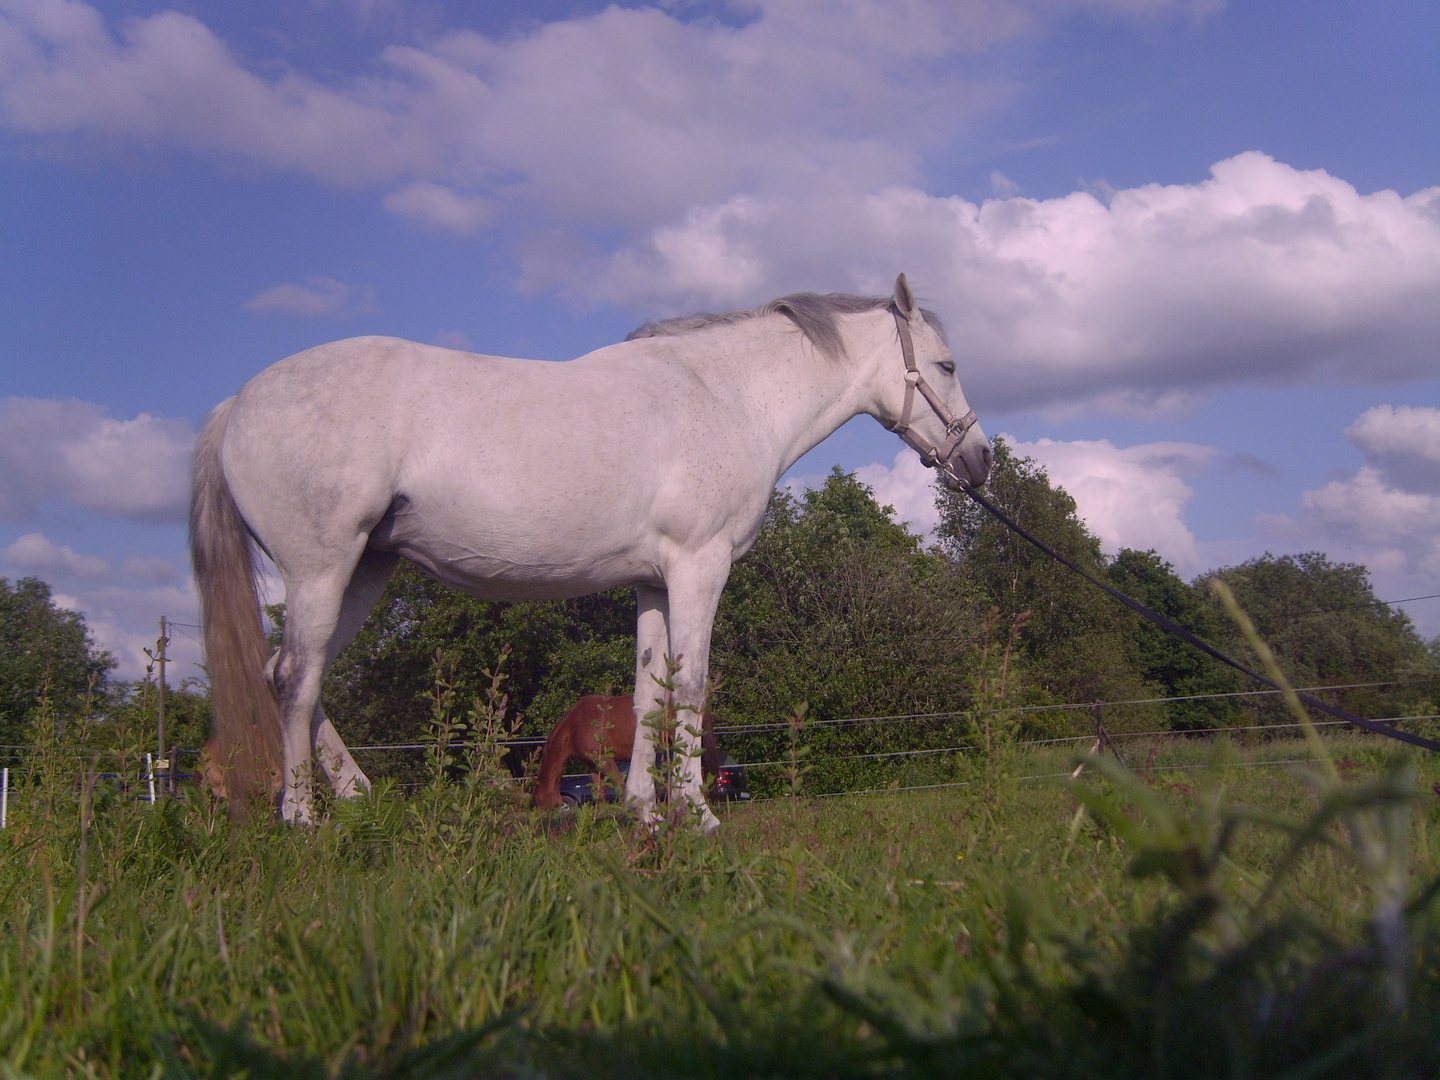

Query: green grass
[[3, 731, 1440, 1079]]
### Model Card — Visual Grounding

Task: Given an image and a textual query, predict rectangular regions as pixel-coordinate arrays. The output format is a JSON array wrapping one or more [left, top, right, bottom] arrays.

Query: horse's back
[[228, 336, 515, 445], [218, 333, 778, 594]]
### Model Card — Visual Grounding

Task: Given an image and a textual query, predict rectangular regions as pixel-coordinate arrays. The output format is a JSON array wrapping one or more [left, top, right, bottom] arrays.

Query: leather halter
[[884, 308, 978, 473]]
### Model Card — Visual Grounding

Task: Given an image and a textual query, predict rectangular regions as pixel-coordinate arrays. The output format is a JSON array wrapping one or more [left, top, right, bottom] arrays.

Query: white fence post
[[147, 752, 156, 805], [1, 766, 8, 828]]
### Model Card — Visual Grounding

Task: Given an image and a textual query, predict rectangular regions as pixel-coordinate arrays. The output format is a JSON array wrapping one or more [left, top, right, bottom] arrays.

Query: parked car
[[558, 752, 751, 808]]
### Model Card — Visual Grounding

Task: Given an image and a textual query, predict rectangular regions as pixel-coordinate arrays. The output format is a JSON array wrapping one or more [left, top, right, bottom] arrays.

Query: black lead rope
[[956, 480, 1440, 754]]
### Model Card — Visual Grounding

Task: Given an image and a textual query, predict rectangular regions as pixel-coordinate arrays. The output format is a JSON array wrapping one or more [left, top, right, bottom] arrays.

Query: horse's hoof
[[626, 801, 659, 830], [280, 798, 314, 826]]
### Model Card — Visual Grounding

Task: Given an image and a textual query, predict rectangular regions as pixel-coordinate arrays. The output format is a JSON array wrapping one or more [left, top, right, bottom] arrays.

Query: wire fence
[[3, 674, 1437, 810], [710, 677, 1440, 735]]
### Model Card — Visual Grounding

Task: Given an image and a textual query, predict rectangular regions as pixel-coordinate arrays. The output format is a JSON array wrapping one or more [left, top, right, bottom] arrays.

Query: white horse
[[191, 274, 991, 826]]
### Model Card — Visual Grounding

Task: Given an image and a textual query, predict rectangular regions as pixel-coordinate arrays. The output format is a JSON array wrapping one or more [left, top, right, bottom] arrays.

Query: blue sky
[[1, 0, 1437, 678]]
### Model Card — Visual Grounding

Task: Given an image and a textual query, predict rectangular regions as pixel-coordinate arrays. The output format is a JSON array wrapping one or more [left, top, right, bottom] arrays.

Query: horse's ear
[[893, 273, 918, 319]]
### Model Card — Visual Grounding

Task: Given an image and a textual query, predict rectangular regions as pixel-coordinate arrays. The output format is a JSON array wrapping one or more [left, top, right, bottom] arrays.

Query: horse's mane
[[626, 291, 947, 362]]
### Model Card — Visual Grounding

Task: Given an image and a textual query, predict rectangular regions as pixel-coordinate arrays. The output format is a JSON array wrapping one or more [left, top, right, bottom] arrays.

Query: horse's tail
[[190, 397, 282, 811]]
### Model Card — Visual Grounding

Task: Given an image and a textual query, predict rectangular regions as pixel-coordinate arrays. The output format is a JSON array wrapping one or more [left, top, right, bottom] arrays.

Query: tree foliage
[[319, 573, 635, 748], [712, 469, 981, 725], [281, 450, 1438, 765], [705, 470, 991, 789], [0, 576, 114, 747], [934, 440, 1151, 713], [1198, 552, 1438, 722], [1107, 548, 1243, 730]]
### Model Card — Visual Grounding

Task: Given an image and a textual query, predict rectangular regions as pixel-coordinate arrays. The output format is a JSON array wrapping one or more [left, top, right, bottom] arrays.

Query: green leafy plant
[[960, 607, 1028, 830]]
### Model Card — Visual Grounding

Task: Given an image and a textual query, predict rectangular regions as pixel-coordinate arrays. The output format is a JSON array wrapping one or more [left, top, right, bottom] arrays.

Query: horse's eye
[[939, 361, 956, 375]]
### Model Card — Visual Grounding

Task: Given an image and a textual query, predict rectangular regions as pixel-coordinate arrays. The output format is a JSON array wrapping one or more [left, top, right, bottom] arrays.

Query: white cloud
[[1344, 404, 1440, 495], [1301, 468, 1440, 577], [1251, 406, 1440, 635], [121, 554, 184, 586], [5, 531, 110, 579], [243, 277, 375, 317], [855, 450, 946, 535], [5, 5, 1433, 414], [383, 182, 493, 233], [1285, 406, 1440, 581], [0, 397, 193, 522], [0, 0, 439, 186], [1015, 437, 1217, 573], [0, 0, 1207, 236], [1, 533, 198, 676], [853, 435, 1217, 574], [579, 155, 1440, 411], [57, 582, 202, 680]]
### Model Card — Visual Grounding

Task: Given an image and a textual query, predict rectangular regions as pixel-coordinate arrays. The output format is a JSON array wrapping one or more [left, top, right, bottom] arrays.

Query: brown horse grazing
[[533, 695, 718, 809]]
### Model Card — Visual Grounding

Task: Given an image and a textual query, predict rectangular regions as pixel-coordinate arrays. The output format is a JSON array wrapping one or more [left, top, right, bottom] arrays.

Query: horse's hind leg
[[265, 549, 398, 811], [312, 548, 399, 798], [270, 585, 342, 822], [271, 545, 394, 823], [314, 713, 365, 798]]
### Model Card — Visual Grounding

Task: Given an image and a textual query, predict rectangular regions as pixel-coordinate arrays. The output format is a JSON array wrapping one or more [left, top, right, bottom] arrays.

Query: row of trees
[[937, 443, 1436, 730], [0, 577, 211, 755], [314, 441, 1439, 751], [4, 440, 1437, 761], [0, 577, 113, 750]]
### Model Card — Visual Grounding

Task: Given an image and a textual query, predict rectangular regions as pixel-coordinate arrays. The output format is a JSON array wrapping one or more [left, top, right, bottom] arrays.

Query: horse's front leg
[[655, 553, 729, 833], [626, 584, 667, 820]]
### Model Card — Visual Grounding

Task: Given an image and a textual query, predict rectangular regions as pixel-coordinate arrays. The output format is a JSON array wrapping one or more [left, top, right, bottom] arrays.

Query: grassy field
[[4, 728, 1440, 1079]]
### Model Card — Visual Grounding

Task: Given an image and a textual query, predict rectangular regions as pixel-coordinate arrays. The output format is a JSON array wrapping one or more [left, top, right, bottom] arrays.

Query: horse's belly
[[371, 493, 660, 600], [399, 542, 657, 600]]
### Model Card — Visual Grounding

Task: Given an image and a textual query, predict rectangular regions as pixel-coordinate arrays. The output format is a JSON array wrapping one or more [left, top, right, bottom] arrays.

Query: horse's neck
[[718, 313, 890, 477]]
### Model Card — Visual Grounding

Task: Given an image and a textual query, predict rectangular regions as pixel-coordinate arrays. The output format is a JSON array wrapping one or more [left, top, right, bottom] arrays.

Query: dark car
[[558, 752, 751, 809]]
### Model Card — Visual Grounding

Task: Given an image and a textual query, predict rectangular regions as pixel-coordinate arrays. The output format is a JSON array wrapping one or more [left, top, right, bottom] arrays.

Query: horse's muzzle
[[941, 440, 993, 490]]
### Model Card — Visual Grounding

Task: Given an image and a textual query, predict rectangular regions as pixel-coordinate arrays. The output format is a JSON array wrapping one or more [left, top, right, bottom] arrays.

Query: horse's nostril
[[982, 445, 994, 469]]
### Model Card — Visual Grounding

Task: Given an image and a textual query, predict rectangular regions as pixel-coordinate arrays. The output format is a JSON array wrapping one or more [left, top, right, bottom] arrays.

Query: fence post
[[147, 752, 156, 805], [1, 766, 7, 828], [156, 616, 169, 794], [1093, 702, 1128, 771]]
